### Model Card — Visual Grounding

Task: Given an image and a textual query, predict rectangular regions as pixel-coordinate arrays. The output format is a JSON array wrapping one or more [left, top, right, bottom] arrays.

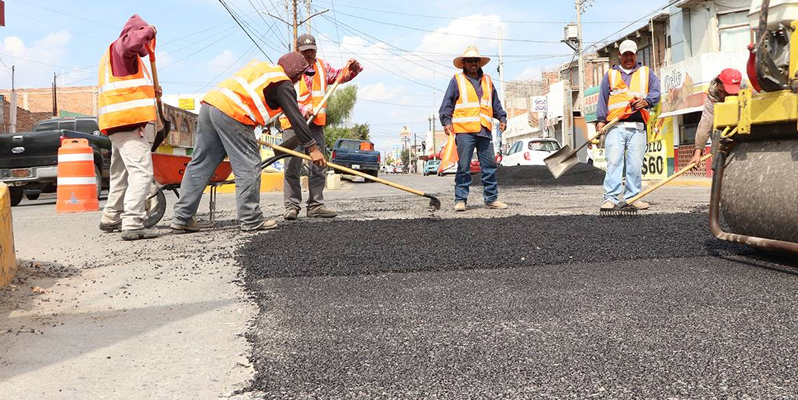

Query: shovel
[[145, 40, 171, 152], [544, 117, 620, 179], [259, 140, 441, 210]]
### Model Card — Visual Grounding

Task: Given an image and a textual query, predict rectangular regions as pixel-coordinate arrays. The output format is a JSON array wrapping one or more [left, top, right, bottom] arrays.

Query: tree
[[325, 85, 357, 127], [351, 123, 370, 141], [401, 149, 410, 167]]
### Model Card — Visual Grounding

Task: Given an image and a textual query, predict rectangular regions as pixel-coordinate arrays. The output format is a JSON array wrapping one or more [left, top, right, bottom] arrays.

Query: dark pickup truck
[[0, 117, 111, 206], [330, 138, 381, 177]]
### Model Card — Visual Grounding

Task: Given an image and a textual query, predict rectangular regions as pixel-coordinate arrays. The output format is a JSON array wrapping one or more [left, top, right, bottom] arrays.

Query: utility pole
[[9, 65, 16, 133], [576, 0, 585, 113], [292, 0, 298, 50], [305, 0, 312, 35], [268, 0, 328, 51], [413, 132, 418, 173], [52, 72, 58, 117], [498, 26, 505, 152]]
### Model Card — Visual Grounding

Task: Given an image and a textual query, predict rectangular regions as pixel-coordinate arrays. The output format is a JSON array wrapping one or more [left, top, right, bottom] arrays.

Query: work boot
[[99, 221, 122, 233], [283, 208, 299, 221], [307, 205, 337, 218], [170, 218, 200, 233], [600, 200, 616, 211], [632, 200, 650, 210], [485, 200, 509, 209], [243, 219, 278, 231], [454, 201, 467, 212], [121, 228, 159, 241]]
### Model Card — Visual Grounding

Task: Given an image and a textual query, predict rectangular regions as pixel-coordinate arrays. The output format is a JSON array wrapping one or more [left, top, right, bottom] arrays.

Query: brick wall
[[0, 86, 98, 116], [1, 99, 53, 133], [675, 145, 712, 177]]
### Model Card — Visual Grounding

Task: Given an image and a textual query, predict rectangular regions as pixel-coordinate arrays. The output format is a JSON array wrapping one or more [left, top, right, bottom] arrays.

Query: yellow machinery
[[711, 0, 798, 252]]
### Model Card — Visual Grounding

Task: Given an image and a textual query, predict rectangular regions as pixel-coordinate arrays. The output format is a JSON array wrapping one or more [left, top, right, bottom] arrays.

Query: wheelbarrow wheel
[[143, 186, 167, 228]]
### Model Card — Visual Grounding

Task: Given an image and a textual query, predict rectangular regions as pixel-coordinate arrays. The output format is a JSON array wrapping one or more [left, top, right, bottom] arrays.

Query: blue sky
[[1, 0, 669, 151]]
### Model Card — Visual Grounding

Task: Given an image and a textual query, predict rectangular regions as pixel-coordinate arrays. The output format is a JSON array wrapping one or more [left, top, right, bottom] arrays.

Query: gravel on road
[[238, 212, 798, 399]]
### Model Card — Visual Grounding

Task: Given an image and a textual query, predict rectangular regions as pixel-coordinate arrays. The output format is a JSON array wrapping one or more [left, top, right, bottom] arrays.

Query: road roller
[[711, 0, 798, 253]]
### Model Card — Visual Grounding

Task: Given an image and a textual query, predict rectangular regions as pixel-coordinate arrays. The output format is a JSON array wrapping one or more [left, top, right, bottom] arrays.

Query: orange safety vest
[[97, 47, 156, 133], [279, 59, 328, 129], [606, 66, 651, 124], [203, 61, 290, 126], [452, 73, 494, 134]]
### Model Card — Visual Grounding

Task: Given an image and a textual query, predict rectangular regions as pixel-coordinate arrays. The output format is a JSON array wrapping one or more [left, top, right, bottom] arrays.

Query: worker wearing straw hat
[[439, 45, 508, 212]]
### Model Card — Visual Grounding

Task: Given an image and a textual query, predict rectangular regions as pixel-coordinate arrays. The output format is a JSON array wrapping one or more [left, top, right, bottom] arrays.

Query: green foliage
[[324, 123, 371, 149], [326, 84, 357, 127], [401, 149, 410, 166]]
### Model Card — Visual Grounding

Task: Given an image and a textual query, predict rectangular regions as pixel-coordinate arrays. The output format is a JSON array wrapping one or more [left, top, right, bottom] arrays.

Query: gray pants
[[101, 126, 153, 231], [172, 104, 264, 230], [282, 124, 326, 211]]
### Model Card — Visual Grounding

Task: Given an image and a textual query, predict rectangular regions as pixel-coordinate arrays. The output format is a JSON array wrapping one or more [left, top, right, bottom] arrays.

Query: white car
[[501, 138, 562, 166]]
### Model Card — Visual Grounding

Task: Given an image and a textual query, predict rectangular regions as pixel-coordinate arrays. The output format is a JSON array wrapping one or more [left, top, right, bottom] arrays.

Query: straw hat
[[453, 46, 491, 69]]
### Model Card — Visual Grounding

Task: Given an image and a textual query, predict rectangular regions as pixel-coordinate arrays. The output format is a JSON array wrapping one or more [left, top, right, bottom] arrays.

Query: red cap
[[718, 68, 742, 95]]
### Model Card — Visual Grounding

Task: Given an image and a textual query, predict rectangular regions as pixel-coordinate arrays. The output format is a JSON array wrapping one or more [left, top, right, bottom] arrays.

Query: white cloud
[[514, 67, 542, 81], [1, 31, 74, 88], [207, 49, 237, 73]]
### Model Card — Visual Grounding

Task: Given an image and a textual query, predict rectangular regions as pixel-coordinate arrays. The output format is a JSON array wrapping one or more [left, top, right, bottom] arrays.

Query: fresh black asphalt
[[238, 212, 798, 399], [472, 164, 605, 187]]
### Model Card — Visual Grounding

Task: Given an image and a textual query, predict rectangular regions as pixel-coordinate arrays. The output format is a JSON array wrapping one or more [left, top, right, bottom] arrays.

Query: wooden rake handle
[[305, 59, 354, 124], [258, 140, 426, 197], [625, 127, 738, 205]]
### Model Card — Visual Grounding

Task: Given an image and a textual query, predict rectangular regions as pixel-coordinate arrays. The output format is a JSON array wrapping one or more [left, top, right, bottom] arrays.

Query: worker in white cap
[[595, 39, 661, 211]]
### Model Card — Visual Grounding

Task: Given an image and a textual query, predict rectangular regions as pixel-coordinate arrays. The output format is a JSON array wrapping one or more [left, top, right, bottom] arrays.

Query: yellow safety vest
[[203, 61, 290, 126], [452, 73, 494, 134], [606, 66, 651, 124], [97, 47, 156, 133], [280, 59, 328, 129]]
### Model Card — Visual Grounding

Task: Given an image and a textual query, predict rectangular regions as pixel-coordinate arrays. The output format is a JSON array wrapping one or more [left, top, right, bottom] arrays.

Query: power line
[[217, 0, 274, 62], [313, 0, 636, 25], [359, 98, 431, 108], [584, 0, 679, 54], [329, 9, 571, 44]]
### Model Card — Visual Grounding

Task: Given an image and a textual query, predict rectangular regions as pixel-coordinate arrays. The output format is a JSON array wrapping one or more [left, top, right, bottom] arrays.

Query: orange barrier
[[56, 138, 99, 213]]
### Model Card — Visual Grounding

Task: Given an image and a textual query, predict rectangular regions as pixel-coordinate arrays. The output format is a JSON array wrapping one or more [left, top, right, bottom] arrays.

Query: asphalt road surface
[[240, 212, 798, 399]]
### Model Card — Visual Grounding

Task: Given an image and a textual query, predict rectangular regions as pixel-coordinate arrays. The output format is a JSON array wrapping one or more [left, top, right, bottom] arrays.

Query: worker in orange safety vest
[[97, 14, 160, 241], [279, 34, 362, 221]]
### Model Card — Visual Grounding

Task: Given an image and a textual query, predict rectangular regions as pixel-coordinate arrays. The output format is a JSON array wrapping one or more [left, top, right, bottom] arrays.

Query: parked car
[[423, 160, 440, 176], [330, 138, 380, 177], [0, 117, 111, 206], [437, 151, 480, 176], [501, 138, 561, 166]]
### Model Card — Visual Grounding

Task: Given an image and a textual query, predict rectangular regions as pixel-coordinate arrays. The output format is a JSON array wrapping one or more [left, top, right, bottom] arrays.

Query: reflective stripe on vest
[[97, 47, 156, 133], [280, 59, 328, 129], [606, 67, 650, 124], [202, 61, 289, 126], [452, 73, 494, 134]]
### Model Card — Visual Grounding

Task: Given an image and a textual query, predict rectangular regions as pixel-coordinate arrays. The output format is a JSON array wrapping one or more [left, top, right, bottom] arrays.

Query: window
[[76, 119, 98, 135], [529, 140, 561, 151], [509, 141, 522, 154], [637, 46, 652, 67], [679, 111, 702, 144], [718, 10, 751, 52], [34, 121, 58, 131], [58, 120, 76, 131], [591, 63, 606, 87]]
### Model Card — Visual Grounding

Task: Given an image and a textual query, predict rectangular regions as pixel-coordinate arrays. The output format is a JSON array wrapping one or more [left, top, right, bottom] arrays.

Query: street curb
[[0, 183, 17, 288]]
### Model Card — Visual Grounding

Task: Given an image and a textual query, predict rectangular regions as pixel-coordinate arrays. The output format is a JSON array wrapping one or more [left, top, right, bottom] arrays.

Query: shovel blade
[[543, 145, 579, 179]]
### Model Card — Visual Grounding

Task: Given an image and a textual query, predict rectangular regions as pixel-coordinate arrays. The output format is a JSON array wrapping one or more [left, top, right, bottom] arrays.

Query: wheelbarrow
[[143, 153, 234, 228]]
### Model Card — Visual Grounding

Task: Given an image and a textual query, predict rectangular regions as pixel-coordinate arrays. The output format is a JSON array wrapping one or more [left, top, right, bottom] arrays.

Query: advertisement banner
[[583, 85, 600, 122]]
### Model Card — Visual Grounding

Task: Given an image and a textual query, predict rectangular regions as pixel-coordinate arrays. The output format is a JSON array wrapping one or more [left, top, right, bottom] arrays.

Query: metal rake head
[[599, 205, 639, 217], [425, 193, 441, 211]]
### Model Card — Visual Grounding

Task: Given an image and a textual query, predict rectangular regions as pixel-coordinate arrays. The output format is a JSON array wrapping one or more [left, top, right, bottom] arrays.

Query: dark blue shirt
[[596, 63, 661, 124], [439, 69, 507, 138]]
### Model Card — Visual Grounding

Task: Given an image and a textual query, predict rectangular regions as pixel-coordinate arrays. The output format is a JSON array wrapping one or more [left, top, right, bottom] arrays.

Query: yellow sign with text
[[178, 98, 195, 110]]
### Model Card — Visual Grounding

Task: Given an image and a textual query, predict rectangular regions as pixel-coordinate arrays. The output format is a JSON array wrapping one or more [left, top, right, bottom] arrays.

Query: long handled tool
[[145, 40, 171, 152], [605, 127, 738, 216], [258, 140, 442, 210], [544, 117, 620, 178]]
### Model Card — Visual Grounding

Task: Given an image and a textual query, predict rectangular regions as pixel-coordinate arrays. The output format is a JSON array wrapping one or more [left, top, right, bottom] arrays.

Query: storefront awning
[[657, 106, 704, 119]]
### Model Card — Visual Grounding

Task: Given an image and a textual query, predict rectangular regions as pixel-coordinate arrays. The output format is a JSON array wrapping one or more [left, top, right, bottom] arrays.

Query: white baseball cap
[[619, 40, 637, 55]]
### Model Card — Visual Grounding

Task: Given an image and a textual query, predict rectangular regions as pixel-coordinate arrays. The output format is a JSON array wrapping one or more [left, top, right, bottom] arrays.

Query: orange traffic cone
[[56, 138, 99, 213]]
